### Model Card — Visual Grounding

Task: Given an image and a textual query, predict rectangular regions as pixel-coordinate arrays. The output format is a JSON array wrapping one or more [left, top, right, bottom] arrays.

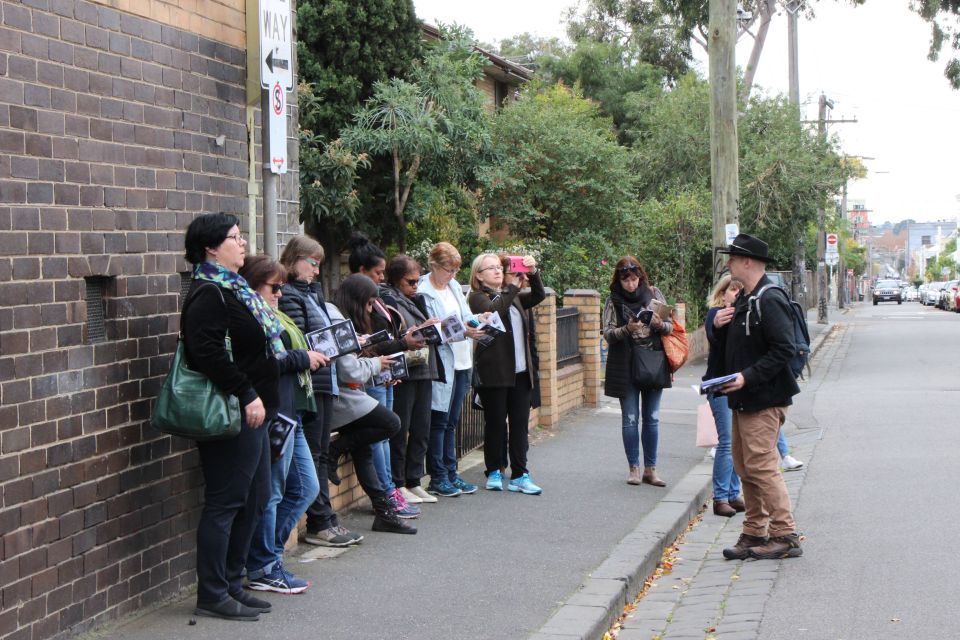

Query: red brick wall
[[0, 2, 300, 639]]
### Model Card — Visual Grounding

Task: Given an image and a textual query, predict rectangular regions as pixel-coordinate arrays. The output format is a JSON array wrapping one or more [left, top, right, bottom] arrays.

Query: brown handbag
[[662, 311, 689, 373]]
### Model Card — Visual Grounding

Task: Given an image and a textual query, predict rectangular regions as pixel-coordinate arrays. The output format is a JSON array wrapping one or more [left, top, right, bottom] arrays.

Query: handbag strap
[[180, 281, 232, 364]]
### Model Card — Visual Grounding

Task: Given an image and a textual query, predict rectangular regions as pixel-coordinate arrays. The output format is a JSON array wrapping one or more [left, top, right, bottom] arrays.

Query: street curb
[[530, 319, 839, 640], [529, 458, 714, 640]]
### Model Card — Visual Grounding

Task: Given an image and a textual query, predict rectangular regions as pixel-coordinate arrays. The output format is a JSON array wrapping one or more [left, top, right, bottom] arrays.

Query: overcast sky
[[413, 0, 960, 226]]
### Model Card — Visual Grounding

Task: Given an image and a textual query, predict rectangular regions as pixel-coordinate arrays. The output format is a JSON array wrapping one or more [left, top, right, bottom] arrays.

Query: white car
[[923, 282, 944, 306]]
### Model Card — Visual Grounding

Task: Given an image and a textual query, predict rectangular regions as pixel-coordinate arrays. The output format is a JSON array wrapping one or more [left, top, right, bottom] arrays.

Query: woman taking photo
[[278, 236, 363, 548], [329, 274, 416, 534], [418, 242, 484, 497], [181, 213, 276, 621], [705, 275, 745, 517], [468, 253, 545, 495], [239, 255, 324, 593], [380, 256, 442, 500], [602, 256, 673, 488]]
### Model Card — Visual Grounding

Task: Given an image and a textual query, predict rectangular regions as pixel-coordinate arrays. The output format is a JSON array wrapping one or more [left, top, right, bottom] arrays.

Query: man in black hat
[[712, 233, 802, 560]]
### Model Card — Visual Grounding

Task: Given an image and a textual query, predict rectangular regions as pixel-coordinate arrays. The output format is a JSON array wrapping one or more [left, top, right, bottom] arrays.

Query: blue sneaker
[[427, 480, 462, 497], [508, 473, 542, 495], [452, 477, 478, 495], [248, 562, 309, 594], [485, 470, 503, 491]]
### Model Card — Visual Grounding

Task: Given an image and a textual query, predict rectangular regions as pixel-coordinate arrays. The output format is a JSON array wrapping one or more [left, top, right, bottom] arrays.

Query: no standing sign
[[258, 0, 292, 173]]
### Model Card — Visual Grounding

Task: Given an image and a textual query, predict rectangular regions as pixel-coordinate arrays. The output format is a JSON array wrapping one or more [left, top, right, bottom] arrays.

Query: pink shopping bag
[[696, 402, 718, 448]]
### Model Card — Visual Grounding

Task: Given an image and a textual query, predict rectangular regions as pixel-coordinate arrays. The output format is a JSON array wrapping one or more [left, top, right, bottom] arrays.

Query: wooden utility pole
[[709, 0, 739, 281], [816, 94, 831, 324], [786, 0, 805, 307]]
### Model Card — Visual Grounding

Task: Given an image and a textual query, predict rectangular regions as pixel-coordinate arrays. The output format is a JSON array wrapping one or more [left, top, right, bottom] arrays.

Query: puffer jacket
[[278, 279, 336, 396]]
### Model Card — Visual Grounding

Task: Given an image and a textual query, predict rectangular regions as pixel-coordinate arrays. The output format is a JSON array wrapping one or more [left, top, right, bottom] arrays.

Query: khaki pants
[[731, 407, 796, 538]]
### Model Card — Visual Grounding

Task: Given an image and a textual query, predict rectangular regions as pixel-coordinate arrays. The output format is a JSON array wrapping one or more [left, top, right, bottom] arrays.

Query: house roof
[[421, 23, 532, 85]]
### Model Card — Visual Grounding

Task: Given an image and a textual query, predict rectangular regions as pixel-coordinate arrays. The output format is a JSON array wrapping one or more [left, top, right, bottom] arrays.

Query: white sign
[[725, 223, 739, 246], [268, 81, 287, 174], [260, 0, 293, 90], [826, 232, 839, 255], [825, 253, 839, 266]]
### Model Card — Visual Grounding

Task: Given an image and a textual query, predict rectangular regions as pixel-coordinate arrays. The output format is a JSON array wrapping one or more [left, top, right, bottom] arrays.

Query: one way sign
[[259, 0, 292, 90]]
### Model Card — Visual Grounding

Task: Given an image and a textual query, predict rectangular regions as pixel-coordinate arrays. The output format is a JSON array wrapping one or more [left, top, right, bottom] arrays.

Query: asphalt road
[[760, 301, 960, 639], [103, 364, 710, 640]]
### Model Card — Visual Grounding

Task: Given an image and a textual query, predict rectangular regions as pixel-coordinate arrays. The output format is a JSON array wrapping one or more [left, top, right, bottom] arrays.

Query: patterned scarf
[[275, 309, 316, 413], [193, 261, 286, 356]]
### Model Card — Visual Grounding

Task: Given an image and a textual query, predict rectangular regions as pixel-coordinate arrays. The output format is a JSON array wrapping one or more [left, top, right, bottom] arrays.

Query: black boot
[[327, 442, 343, 486], [372, 496, 417, 534]]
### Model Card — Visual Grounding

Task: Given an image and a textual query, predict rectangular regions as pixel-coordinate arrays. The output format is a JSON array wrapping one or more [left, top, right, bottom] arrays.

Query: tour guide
[[712, 233, 802, 560]]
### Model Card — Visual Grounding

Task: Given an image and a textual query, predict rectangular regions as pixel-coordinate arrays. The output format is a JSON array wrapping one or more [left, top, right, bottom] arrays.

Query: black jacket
[[278, 279, 335, 396], [714, 274, 801, 412], [380, 286, 441, 382], [468, 271, 546, 389], [276, 330, 314, 421], [703, 306, 724, 380], [181, 280, 279, 411]]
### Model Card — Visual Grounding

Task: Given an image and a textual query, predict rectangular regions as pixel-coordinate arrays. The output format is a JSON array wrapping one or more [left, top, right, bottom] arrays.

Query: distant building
[[848, 201, 871, 230], [905, 220, 959, 277]]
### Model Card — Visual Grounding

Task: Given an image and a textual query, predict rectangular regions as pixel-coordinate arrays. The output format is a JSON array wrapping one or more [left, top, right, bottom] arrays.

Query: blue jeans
[[777, 429, 788, 458], [367, 385, 395, 493], [427, 368, 471, 484], [709, 393, 741, 502], [246, 425, 320, 579], [619, 384, 662, 467]]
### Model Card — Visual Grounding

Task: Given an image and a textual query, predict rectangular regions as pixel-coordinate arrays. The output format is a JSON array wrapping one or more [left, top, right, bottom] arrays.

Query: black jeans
[[390, 379, 433, 489], [330, 404, 400, 500], [303, 393, 338, 533], [478, 372, 532, 479], [195, 418, 271, 605]]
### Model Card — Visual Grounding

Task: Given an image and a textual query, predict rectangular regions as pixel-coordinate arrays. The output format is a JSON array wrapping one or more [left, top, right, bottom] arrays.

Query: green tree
[[341, 26, 491, 252]]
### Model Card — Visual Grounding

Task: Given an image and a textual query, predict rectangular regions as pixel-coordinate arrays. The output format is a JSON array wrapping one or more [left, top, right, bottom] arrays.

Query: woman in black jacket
[[180, 213, 277, 621], [277, 235, 362, 548], [380, 255, 443, 501], [467, 252, 545, 495], [602, 256, 673, 487]]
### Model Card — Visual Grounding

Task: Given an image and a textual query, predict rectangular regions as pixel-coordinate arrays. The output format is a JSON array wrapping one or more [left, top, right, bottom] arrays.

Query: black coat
[[278, 279, 336, 396], [181, 280, 279, 411], [380, 286, 441, 382], [714, 274, 801, 412], [467, 271, 546, 389]]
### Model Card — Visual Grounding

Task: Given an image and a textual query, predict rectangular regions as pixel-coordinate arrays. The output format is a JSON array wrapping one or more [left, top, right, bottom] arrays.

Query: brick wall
[[0, 1, 300, 639]]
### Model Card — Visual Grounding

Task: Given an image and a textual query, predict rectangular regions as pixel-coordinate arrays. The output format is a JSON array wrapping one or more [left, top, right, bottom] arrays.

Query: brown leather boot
[[722, 533, 767, 560], [642, 466, 666, 487], [728, 497, 746, 512], [627, 465, 642, 485], [749, 533, 802, 559], [713, 500, 736, 517]]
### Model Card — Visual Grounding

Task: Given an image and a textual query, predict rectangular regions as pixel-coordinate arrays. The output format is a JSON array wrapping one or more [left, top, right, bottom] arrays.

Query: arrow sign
[[265, 49, 289, 75], [259, 0, 293, 90]]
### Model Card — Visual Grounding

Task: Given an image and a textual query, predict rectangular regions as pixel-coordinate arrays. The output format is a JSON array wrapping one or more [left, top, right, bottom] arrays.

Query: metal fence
[[556, 306, 581, 367], [456, 390, 485, 458]]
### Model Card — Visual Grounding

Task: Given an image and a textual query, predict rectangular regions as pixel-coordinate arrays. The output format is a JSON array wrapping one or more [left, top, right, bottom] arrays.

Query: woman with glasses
[[418, 242, 486, 498], [468, 253, 546, 495], [380, 256, 443, 501], [239, 255, 324, 594], [277, 236, 363, 548], [180, 215, 275, 621], [603, 257, 674, 487]]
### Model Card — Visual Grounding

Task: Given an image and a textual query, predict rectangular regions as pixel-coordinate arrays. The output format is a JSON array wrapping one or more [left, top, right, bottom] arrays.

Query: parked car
[[904, 286, 919, 302], [923, 282, 945, 306], [941, 280, 959, 311], [872, 279, 902, 305]]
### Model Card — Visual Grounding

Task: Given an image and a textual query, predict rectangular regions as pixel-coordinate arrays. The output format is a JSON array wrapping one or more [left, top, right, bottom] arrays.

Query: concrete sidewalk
[[94, 308, 839, 640]]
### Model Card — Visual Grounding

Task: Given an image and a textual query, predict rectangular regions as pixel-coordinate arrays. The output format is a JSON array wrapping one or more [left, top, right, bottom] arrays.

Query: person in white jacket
[[326, 275, 416, 534]]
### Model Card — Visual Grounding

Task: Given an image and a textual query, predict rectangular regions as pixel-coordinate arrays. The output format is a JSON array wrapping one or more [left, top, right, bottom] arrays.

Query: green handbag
[[151, 338, 241, 441]]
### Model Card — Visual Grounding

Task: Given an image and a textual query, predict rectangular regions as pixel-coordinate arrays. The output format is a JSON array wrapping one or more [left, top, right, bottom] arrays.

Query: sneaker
[[427, 480, 462, 498], [722, 533, 768, 560], [388, 490, 421, 519], [399, 486, 423, 504], [303, 526, 356, 548], [408, 485, 438, 503], [782, 455, 804, 471], [749, 533, 803, 559], [194, 597, 260, 621], [708, 446, 717, 459], [452, 477, 478, 495], [485, 469, 503, 491], [333, 525, 364, 544], [507, 473, 542, 495], [277, 563, 310, 592], [247, 564, 309, 594]]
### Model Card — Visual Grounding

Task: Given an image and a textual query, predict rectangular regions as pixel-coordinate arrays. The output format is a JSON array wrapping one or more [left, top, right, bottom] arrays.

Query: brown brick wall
[[0, 1, 299, 639]]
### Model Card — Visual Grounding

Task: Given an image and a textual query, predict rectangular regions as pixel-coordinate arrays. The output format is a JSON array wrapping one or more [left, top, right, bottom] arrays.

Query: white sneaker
[[408, 485, 438, 503], [708, 447, 716, 459], [399, 487, 423, 504], [782, 454, 804, 471]]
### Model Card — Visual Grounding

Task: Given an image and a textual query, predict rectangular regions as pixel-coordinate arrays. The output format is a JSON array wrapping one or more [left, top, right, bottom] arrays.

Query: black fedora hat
[[718, 233, 774, 262]]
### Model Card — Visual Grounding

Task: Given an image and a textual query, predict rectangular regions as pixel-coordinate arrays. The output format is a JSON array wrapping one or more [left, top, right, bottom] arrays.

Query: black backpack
[[746, 284, 811, 379]]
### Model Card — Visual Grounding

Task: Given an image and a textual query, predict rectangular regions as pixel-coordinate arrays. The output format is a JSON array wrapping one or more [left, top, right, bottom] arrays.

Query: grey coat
[[325, 302, 383, 430]]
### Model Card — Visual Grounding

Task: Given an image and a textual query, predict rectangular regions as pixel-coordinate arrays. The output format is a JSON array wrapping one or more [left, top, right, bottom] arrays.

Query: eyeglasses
[[302, 257, 319, 268], [266, 283, 283, 294], [617, 265, 641, 275], [434, 263, 460, 276], [404, 278, 419, 287], [479, 265, 503, 273], [226, 233, 245, 244]]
